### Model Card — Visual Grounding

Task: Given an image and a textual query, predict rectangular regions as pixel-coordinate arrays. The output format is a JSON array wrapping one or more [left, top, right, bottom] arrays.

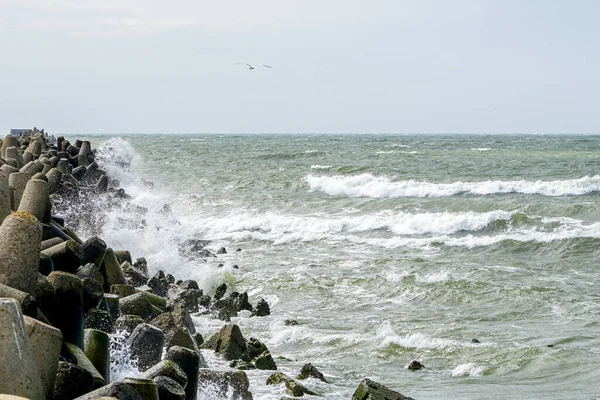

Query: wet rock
[[284, 319, 299, 326], [180, 280, 199, 290], [352, 378, 414, 400], [297, 363, 327, 382], [63, 342, 106, 389], [211, 298, 238, 322], [149, 307, 197, 352], [266, 372, 318, 397], [216, 247, 227, 254], [154, 376, 186, 400], [204, 324, 247, 361], [53, 361, 94, 400], [251, 298, 270, 317], [471, 338, 481, 344], [407, 360, 424, 371], [192, 332, 204, 347], [230, 360, 256, 370], [134, 257, 149, 276], [214, 283, 227, 300], [231, 291, 253, 312], [197, 370, 253, 400], [76, 263, 105, 287], [254, 352, 277, 370], [127, 323, 165, 372]]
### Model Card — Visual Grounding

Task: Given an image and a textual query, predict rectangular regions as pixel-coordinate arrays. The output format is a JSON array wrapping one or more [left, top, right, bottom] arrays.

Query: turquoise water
[[67, 133, 600, 399]]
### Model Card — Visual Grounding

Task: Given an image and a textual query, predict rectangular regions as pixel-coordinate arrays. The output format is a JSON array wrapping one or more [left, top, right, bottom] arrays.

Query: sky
[[0, 0, 598, 134]]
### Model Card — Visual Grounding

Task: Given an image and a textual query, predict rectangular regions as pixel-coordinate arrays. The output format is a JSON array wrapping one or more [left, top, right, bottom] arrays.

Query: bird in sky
[[234, 63, 273, 70]]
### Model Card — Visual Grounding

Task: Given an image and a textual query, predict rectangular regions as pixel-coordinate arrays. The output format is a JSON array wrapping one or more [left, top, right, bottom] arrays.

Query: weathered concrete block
[[266, 372, 317, 397], [23, 315, 63, 398], [154, 376, 185, 400], [166, 346, 205, 400], [127, 323, 165, 372], [17, 178, 48, 221], [73, 381, 142, 400], [122, 378, 159, 400], [46, 271, 84, 349], [0, 298, 45, 400], [53, 361, 95, 400], [0, 212, 42, 296], [84, 329, 111, 383], [197, 370, 253, 400]]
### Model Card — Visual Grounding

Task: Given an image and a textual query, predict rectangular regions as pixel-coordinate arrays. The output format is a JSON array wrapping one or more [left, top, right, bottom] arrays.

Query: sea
[[60, 133, 600, 399]]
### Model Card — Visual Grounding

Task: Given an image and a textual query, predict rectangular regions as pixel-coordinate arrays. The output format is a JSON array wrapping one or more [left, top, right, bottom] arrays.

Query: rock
[[166, 346, 206, 400], [85, 308, 114, 333], [166, 274, 175, 284], [229, 360, 256, 370], [211, 324, 247, 361], [231, 292, 253, 312], [211, 297, 238, 322], [140, 360, 188, 389], [407, 360, 424, 371], [119, 292, 162, 321], [134, 257, 149, 276], [53, 361, 95, 400], [352, 378, 414, 400], [171, 287, 202, 314], [154, 376, 186, 400], [101, 248, 127, 292], [127, 323, 165, 371], [197, 370, 253, 400], [266, 372, 318, 397], [214, 283, 227, 301], [114, 250, 132, 265], [254, 352, 277, 370], [0, 299, 46, 399], [104, 293, 121, 321], [192, 332, 204, 347], [284, 319, 299, 326], [471, 338, 480, 343], [216, 247, 227, 254], [178, 239, 211, 257], [73, 381, 142, 400], [198, 295, 211, 308], [297, 363, 327, 382], [251, 298, 270, 317], [180, 280, 199, 290], [23, 316, 63, 398]]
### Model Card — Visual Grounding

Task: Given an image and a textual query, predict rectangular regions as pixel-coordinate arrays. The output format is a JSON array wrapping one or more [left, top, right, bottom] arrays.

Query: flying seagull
[[234, 63, 272, 70]]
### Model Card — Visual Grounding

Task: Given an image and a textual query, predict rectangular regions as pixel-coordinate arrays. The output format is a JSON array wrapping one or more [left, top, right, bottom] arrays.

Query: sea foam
[[305, 173, 600, 198]]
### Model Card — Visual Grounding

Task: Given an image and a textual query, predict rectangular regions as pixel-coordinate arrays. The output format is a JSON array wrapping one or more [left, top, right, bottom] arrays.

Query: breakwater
[[0, 132, 412, 400]]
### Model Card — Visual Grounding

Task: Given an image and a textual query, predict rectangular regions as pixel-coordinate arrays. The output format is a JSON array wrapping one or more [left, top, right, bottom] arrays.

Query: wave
[[305, 173, 600, 198]]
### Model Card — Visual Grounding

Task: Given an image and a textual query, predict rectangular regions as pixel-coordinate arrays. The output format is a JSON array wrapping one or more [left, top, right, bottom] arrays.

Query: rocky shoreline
[[0, 131, 414, 400]]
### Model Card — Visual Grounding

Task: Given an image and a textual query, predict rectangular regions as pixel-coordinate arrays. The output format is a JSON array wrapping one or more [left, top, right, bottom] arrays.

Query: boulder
[[204, 324, 247, 361], [297, 363, 327, 383], [119, 292, 162, 321], [166, 345, 206, 400], [251, 298, 270, 317], [352, 378, 414, 400], [114, 314, 144, 336], [266, 372, 318, 397], [73, 381, 141, 400]]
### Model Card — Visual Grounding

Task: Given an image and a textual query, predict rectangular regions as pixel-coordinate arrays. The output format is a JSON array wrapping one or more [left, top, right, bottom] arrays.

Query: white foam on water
[[451, 363, 485, 377], [310, 165, 333, 170], [376, 321, 461, 350], [109, 330, 140, 382], [471, 147, 491, 151], [305, 173, 600, 198]]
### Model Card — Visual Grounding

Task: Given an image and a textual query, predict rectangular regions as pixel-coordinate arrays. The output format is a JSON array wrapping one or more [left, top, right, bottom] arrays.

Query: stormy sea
[[63, 133, 600, 399]]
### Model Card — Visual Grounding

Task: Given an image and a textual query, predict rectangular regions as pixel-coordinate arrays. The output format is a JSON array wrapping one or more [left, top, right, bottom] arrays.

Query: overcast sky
[[0, 1, 598, 134]]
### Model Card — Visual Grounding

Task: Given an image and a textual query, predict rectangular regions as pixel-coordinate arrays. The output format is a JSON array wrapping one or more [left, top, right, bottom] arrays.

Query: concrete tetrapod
[[46, 271, 85, 349], [0, 298, 46, 400], [84, 328, 111, 383], [0, 212, 42, 296], [0, 171, 10, 222], [17, 178, 49, 221], [8, 172, 31, 210], [122, 378, 159, 400], [23, 315, 64, 398]]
